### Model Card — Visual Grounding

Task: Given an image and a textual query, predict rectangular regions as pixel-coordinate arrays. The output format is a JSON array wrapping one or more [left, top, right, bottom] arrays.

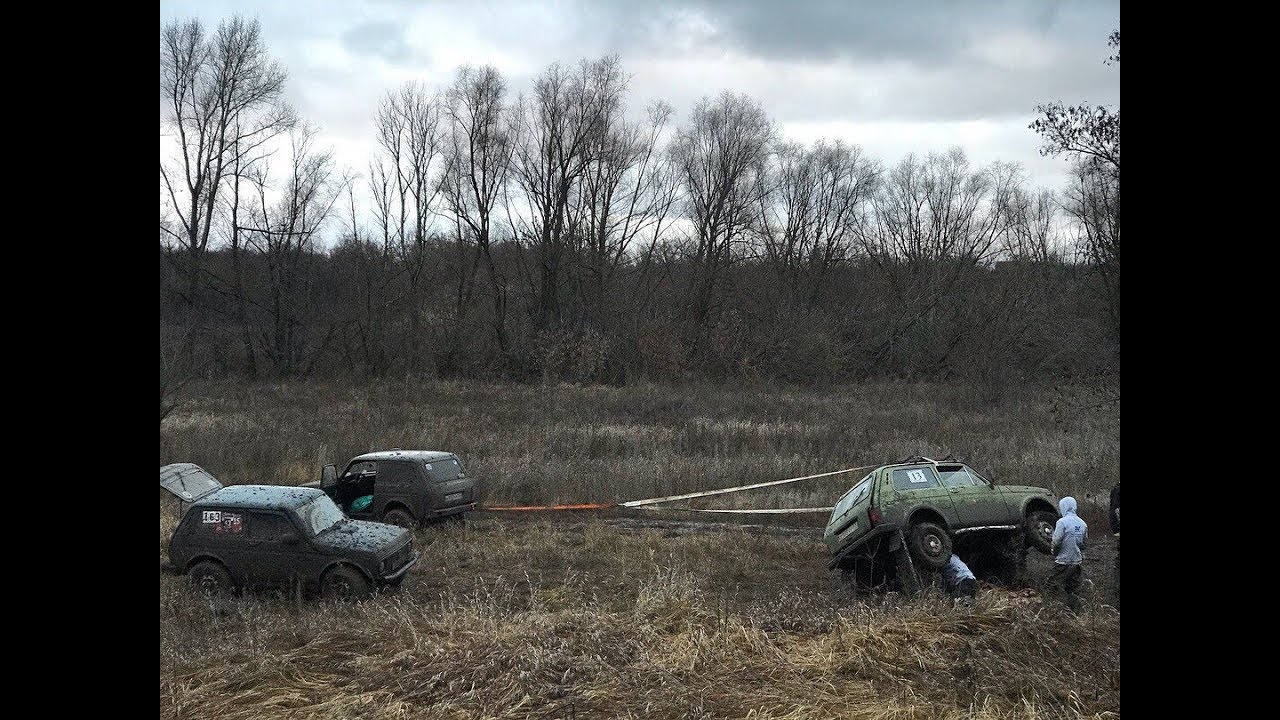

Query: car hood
[[311, 520, 409, 557]]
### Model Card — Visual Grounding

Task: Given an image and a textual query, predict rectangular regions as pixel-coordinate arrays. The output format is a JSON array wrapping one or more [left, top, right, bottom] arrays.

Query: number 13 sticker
[[907, 470, 928, 484]]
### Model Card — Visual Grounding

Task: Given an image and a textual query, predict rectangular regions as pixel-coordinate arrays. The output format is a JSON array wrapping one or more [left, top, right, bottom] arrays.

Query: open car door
[[159, 463, 223, 503], [320, 464, 338, 492]]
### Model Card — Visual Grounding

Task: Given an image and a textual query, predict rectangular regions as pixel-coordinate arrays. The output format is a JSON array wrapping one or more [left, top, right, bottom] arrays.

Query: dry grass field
[[160, 379, 1120, 719]]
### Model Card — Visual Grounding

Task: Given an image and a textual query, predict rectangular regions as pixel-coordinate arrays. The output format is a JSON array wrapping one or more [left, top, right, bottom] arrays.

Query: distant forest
[[161, 18, 1119, 389]]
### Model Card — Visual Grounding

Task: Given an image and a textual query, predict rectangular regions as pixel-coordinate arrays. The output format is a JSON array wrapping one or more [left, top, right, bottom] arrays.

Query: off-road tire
[[189, 561, 235, 599], [321, 565, 373, 601], [906, 521, 952, 570], [382, 508, 417, 530], [1025, 510, 1057, 554]]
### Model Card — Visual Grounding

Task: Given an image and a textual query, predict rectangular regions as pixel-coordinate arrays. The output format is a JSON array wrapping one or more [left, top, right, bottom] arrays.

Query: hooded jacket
[[1051, 496, 1088, 565]]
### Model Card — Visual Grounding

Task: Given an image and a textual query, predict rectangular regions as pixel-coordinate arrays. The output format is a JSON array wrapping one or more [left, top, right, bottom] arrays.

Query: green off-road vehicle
[[824, 457, 1059, 590]]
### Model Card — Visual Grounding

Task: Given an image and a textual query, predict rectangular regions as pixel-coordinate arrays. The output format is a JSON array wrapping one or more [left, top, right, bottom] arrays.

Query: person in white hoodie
[[1046, 496, 1088, 610], [940, 554, 978, 600]]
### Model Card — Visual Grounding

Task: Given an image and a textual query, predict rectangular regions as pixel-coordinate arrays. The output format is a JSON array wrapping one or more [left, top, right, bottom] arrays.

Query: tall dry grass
[[161, 522, 1119, 719], [160, 380, 1119, 718]]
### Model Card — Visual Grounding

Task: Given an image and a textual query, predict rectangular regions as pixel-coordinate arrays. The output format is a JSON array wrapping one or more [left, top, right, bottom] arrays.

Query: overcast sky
[[161, 0, 1119, 226]]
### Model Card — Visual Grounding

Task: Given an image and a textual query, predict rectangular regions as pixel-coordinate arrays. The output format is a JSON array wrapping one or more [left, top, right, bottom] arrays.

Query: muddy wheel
[[189, 561, 235, 599], [1025, 510, 1057, 554], [906, 521, 952, 570], [383, 508, 417, 529], [321, 565, 372, 601]]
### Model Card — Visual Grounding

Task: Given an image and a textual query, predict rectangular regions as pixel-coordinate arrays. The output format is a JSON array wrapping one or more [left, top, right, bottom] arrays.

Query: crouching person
[[1046, 496, 1088, 611], [940, 554, 978, 600]]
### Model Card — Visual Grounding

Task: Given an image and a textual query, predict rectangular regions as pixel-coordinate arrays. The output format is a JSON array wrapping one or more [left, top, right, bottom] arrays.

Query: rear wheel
[[189, 561, 234, 599], [906, 521, 952, 570], [321, 565, 372, 601], [1025, 510, 1057, 554], [383, 508, 417, 529]]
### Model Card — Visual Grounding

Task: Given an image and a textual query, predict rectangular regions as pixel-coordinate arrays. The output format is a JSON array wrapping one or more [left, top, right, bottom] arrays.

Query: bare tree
[[670, 92, 775, 335], [505, 57, 626, 330], [371, 81, 444, 369], [159, 16, 294, 323], [860, 148, 1020, 374], [573, 101, 679, 322], [439, 65, 516, 359], [241, 125, 348, 376], [1031, 29, 1119, 346], [757, 139, 879, 308]]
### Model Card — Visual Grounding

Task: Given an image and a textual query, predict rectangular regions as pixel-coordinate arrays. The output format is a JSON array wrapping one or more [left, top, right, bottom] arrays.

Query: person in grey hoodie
[[940, 553, 978, 601], [1047, 496, 1088, 610]]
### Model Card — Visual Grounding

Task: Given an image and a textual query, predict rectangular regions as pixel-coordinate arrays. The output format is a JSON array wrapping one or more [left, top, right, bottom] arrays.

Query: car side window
[[346, 461, 376, 478], [936, 466, 982, 488], [379, 461, 418, 487], [892, 466, 940, 491], [195, 508, 246, 537], [250, 513, 292, 540]]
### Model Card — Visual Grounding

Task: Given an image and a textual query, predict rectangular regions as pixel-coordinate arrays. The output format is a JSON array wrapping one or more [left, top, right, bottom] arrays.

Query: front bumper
[[380, 550, 419, 582], [827, 523, 901, 570]]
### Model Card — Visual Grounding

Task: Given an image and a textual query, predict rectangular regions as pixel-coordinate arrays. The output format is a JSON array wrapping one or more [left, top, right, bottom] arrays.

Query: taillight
[[868, 506, 882, 526]]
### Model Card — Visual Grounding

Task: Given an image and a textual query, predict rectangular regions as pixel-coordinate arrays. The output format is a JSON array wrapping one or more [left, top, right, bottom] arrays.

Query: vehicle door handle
[[948, 488, 959, 493]]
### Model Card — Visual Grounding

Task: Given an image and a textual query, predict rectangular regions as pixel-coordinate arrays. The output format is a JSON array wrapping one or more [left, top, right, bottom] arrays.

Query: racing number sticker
[[214, 512, 243, 534], [202, 511, 222, 523], [907, 470, 928, 484]]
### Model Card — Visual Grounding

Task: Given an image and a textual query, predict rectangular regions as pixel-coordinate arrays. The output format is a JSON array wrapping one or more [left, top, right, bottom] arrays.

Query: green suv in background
[[824, 457, 1059, 589]]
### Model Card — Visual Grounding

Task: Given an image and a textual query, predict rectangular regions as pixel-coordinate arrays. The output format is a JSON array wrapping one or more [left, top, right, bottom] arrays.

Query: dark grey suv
[[161, 463, 418, 600], [305, 450, 478, 529]]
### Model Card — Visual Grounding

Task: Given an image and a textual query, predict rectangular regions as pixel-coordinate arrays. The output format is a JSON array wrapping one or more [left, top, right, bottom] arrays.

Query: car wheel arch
[[907, 507, 950, 532], [381, 499, 415, 518], [186, 554, 231, 576], [1023, 497, 1058, 518], [322, 560, 374, 585]]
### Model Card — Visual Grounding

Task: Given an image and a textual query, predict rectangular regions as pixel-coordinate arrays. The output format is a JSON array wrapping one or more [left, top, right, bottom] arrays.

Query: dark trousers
[[1047, 562, 1083, 610]]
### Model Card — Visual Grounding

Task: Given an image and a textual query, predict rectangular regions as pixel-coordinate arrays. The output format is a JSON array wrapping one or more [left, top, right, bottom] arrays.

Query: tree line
[[161, 17, 1119, 394]]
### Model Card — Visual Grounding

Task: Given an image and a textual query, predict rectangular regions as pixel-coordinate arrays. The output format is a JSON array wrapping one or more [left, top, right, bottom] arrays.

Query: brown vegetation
[[161, 379, 1119, 718]]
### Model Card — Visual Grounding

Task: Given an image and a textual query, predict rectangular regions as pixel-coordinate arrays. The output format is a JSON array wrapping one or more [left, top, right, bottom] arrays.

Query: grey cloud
[[341, 20, 414, 64], [580, 0, 1117, 66]]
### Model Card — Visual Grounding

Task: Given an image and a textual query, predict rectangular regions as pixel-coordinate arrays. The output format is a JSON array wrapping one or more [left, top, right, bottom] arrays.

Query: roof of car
[[194, 485, 324, 510], [348, 450, 456, 464]]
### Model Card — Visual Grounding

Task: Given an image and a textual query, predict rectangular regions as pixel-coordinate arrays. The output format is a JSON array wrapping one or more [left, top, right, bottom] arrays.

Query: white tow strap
[[619, 464, 876, 511]]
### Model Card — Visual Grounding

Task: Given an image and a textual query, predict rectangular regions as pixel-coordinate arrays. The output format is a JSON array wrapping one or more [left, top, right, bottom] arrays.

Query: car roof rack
[[897, 454, 957, 465]]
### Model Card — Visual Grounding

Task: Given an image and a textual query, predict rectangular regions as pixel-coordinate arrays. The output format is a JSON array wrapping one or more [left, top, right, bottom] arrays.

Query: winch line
[[481, 464, 875, 513], [618, 464, 876, 507], [634, 506, 835, 514]]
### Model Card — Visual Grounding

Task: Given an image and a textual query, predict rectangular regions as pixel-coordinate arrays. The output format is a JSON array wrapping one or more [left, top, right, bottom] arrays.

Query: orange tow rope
[[482, 502, 614, 511]]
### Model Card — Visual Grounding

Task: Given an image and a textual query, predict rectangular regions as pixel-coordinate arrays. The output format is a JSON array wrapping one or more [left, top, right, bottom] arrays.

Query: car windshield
[[830, 473, 873, 523], [295, 495, 347, 536]]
